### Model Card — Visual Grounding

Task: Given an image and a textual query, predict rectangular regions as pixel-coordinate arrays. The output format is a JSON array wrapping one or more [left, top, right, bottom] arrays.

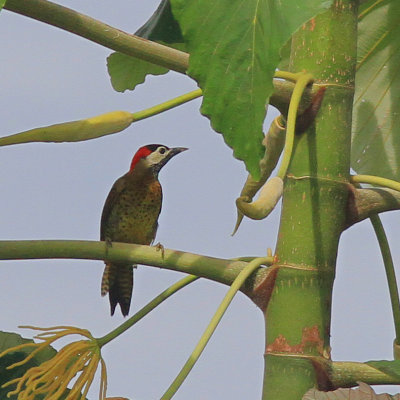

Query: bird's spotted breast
[[104, 178, 162, 245]]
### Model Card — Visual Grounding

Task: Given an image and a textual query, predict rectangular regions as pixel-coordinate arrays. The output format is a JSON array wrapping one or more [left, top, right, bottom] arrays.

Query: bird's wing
[[100, 175, 127, 241], [149, 221, 159, 245]]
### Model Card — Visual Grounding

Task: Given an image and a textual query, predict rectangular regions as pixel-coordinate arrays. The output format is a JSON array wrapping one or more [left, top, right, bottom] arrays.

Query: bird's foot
[[154, 242, 165, 259]]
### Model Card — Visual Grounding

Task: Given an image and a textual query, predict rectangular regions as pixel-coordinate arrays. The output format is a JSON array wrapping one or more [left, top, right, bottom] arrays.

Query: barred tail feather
[[101, 263, 113, 297], [101, 263, 134, 317]]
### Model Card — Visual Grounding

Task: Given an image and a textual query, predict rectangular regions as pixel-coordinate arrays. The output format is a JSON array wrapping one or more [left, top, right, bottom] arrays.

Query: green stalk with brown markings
[[262, 2, 358, 398]]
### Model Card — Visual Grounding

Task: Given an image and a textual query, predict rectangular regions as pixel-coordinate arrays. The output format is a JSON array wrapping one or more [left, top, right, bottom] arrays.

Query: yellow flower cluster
[[0, 325, 107, 400]]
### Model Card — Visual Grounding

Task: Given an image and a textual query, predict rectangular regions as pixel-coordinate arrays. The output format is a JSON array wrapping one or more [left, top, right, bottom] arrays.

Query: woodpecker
[[100, 144, 187, 316]]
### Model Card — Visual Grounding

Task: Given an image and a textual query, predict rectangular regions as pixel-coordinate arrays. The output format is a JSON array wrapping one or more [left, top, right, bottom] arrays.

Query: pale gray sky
[[0, 1, 399, 399]]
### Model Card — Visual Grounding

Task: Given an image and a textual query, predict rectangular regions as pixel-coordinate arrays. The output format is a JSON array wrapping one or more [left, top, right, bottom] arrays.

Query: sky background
[[0, 1, 399, 399]]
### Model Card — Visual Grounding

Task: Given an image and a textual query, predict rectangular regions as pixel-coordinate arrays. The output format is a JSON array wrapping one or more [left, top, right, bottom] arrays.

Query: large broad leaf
[[352, 0, 400, 180], [169, 0, 333, 177], [107, 0, 184, 92]]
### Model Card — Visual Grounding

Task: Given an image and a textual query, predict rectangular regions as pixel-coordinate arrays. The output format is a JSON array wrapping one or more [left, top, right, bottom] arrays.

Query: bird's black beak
[[165, 147, 188, 165], [154, 147, 188, 174], [170, 147, 189, 157]]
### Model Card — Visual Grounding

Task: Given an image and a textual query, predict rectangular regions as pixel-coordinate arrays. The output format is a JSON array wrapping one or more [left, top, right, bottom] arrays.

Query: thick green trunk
[[262, 1, 358, 398]]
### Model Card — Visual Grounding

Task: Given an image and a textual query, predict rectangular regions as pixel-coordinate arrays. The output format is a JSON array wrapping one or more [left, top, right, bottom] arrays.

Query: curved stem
[[232, 116, 286, 235], [235, 177, 283, 220], [96, 275, 198, 347], [274, 71, 301, 83], [161, 257, 269, 400], [369, 215, 400, 344], [233, 71, 314, 232], [349, 181, 400, 342], [351, 175, 400, 192], [276, 72, 314, 179], [132, 89, 202, 121]]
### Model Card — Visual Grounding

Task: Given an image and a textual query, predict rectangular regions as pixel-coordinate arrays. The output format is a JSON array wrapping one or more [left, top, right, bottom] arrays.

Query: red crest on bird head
[[129, 144, 166, 172]]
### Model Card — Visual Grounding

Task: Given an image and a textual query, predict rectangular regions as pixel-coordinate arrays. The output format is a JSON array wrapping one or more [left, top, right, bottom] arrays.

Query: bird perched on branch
[[100, 144, 187, 316]]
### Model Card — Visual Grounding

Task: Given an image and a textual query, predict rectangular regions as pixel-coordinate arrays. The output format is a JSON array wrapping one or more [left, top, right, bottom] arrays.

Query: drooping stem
[[351, 174, 400, 192], [97, 275, 199, 347], [276, 72, 314, 180], [161, 257, 270, 400], [369, 215, 400, 344], [233, 71, 314, 233], [232, 116, 286, 235]]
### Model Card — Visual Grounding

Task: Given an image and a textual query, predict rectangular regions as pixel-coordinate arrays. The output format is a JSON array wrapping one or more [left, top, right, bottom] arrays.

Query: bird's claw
[[154, 242, 165, 259]]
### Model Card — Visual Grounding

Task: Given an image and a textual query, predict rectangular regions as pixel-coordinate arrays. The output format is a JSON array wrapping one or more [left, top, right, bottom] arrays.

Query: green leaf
[[169, 0, 333, 177], [351, 0, 400, 180], [107, 52, 169, 92], [0, 331, 56, 400], [107, 0, 185, 93]]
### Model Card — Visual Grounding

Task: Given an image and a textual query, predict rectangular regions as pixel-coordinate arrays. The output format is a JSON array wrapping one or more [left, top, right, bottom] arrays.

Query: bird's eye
[[158, 147, 166, 154]]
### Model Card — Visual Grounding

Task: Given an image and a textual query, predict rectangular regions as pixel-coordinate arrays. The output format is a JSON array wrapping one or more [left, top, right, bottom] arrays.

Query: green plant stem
[[0, 240, 273, 298], [97, 275, 198, 347], [331, 360, 400, 387], [265, 1, 358, 397], [132, 89, 203, 121], [4, 0, 189, 73], [351, 174, 400, 192], [161, 257, 270, 400], [276, 72, 314, 179], [369, 214, 400, 344]]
